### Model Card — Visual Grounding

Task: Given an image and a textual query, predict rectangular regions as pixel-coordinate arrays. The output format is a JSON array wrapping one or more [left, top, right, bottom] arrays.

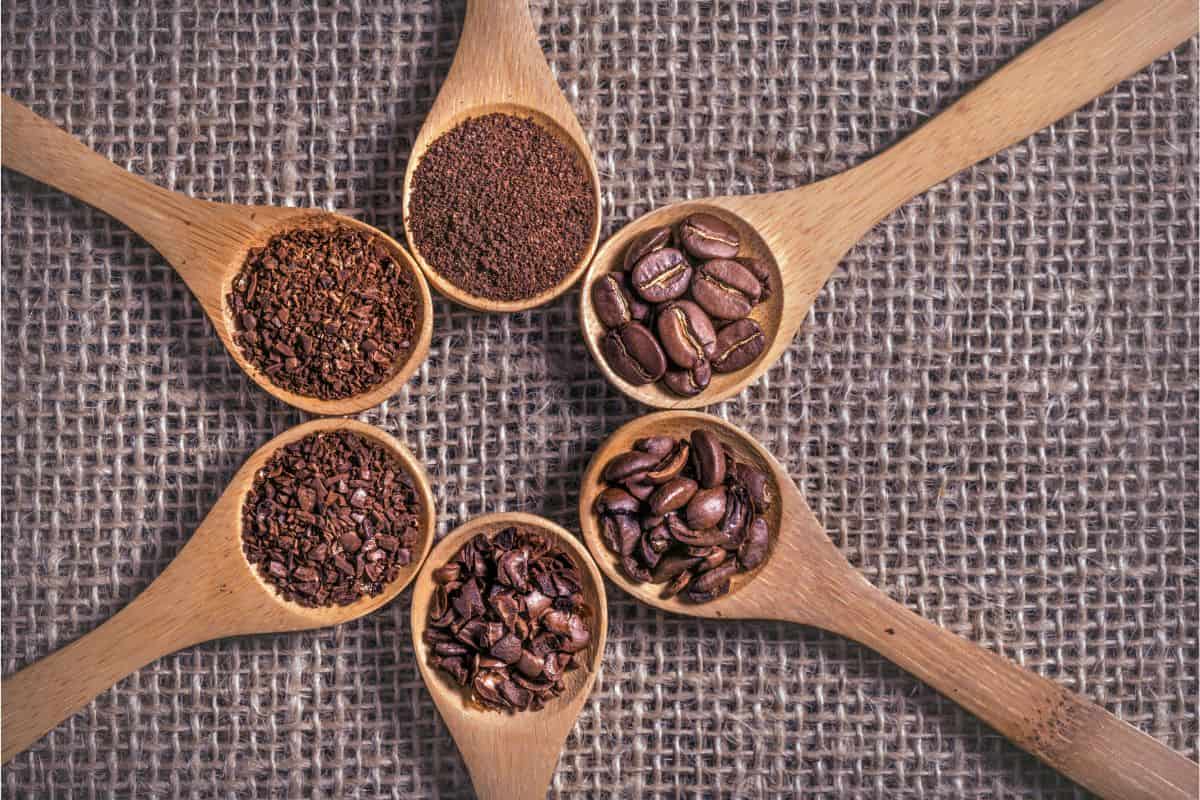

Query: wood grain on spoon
[[1, 419, 436, 764], [578, 411, 1199, 800], [580, 0, 1199, 408], [401, 0, 601, 312], [0, 96, 434, 415], [410, 513, 608, 800]]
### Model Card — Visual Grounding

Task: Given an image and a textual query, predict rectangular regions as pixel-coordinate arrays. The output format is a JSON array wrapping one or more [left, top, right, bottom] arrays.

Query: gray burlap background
[[2, 1, 1196, 797]]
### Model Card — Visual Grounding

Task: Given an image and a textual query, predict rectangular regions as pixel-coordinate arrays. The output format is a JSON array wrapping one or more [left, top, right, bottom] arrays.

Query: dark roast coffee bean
[[624, 479, 655, 501], [630, 248, 692, 303], [648, 477, 698, 515], [737, 257, 772, 302], [635, 436, 677, 456], [656, 300, 717, 368], [662, 360, 711, 397], [689, 560, 737, 596], [719, 487, 749, 545], [662, 569, 696, 598], [678, 213, 740, 260], [685, 487, 727, 529], [622, 225, 673, 270], [698, 546, 728, 572], [732, 462, 773, 512], [690, 429, 726, 488], [602, 323, 667, 385], [644, 440, 689, 484], [600, 513, 640, 556], [668, 524, 729, 548], [603, 451, 661, 482], [711, 319, 766, 373], [639, 529, 668, 569], [594, 487, 640, 516], [691, 259, 761, 320], [620, 272, 652, 322], [591, 273, 637, 328], [622, 553, 652, 582], [738, 516, 770, 569], [652, 552, 702, 583]]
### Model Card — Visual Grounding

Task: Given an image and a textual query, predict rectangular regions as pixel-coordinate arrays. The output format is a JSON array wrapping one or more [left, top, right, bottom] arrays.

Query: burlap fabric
[[2, 1, 1195, 797]]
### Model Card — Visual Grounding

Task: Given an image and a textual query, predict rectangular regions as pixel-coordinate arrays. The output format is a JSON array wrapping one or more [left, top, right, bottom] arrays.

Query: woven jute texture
[[2, 1, 1196, 797]]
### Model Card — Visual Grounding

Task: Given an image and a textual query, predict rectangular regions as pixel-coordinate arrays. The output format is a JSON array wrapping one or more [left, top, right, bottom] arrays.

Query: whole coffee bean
[[652, 552, 702, 583], [720, 487, 749, 544], [603, 450, 661, 482], [689, 560, 738, 595], [639, 530, 668, 570], [678, 213, 740, 260], [621, 553, 652, 582], [690, 429, 726, 488], [696, 546, 728, 572], [685, 487, 727, 529], [591, 273, 637, 328], [737, 257, 772, 302], [602, 513, 641, 556], [624, 479, 655, 501], [645, 440, 690, 484], [711, 319, 766, 373], [623, 225, 673, 270], [738, 516, 770, 569], [631, 248, 692, 303], [662, 360, 712, 397], [656, 300, 717, 369], [732, 462, 773, 512], [602, 322, 667, 385], [662, 569, 696, 598], [691, 259, 761, 320], [635, 436, 677, 456], [648, 477, 698, 515], [594, 487, 640, 516], [620, 272, 652, 322]]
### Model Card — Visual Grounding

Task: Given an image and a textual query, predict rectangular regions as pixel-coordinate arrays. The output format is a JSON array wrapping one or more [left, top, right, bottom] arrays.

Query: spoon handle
[[825, 0, 1197, 237], [809, 582, 1199, 800]]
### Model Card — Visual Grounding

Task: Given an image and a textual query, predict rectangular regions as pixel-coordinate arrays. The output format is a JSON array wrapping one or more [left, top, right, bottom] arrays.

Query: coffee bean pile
[[409, 113, 595, 303], [594, 429, 773, 602], [591, 213, 770, 397], [227, 222, 419, 400], [425, 526, 593, 712], [241, 429, 422, 607]]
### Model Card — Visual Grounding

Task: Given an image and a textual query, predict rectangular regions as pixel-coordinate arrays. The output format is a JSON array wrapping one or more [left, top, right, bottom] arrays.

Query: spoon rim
[[401, 102, 603, 313], [409, 511, 609, 723]]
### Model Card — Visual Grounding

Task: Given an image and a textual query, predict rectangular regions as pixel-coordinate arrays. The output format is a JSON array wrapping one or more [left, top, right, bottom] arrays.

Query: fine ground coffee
[[228, 222, 419, 400], [408, 113, 594, 302], [241, 429, 422, 607]]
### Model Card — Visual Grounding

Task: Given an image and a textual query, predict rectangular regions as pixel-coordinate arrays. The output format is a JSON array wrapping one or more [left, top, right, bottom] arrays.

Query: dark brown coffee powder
[[241, 429, 422, 607], [227, 222, 419, 400], [408, 113, 594, 302]]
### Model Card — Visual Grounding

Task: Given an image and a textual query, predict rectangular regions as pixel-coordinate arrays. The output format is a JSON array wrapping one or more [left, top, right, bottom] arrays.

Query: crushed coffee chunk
[[241, 429, 422, 607], [227, 221, 419, 400], [425, 526, 593, 712]]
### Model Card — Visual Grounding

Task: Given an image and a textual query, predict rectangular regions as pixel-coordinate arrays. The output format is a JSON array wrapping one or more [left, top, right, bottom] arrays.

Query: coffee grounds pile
[[227, 222, 419, 400], [241, 429, 422, 607], [408, 113, 594, 302]]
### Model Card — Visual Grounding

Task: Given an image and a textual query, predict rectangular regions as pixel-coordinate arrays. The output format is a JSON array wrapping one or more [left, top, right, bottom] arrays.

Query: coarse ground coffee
[[241, 429, 422, 607], [227, 222, 419, 400], [408, 113, 594, 302]]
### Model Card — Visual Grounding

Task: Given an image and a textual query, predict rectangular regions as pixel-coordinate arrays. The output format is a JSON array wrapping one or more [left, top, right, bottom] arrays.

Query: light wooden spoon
[[401, 0, 602, 313], [578, 411, 1199, 800], [1, 418, 436, 764], [580, 0, 1198, 409], [410, 512, 608, 800], [1, 96, 434, 415]]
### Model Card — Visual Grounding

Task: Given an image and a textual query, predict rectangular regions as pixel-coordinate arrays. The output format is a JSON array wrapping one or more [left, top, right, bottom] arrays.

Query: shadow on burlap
[[1, 1, 1196, 797]]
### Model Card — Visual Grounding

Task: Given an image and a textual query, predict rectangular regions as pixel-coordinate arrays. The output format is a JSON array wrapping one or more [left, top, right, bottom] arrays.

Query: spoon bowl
[[579, 410, 1198, 800], [401, 0, 602, 312], [410, 512, 608, 800], [2, 418, 436, 763], [581, 0, 1197, 408], [1, 96, 434, 415]]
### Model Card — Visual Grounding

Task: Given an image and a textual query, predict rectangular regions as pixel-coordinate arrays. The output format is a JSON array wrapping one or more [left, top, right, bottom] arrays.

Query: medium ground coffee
[[241, 429, 422, 607], [228, 222, 419, 400], [408, 113, 594, 302]]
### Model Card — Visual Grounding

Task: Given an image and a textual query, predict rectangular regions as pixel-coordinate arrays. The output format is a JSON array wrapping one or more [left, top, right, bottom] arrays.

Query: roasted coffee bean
[[645, 440, 689, 484], [602, 322, 668, 385], [604, 450, 662, 482], [622, 225, 673, 270], [678, 213, 740, 260], [690, 429, 726, 488], [685, 487, 727, 530], [630, 248, 692, 303], [241, 429, 421, 608], [653, 553, 702, 584], [591, 273, 638, 328], [738, 516, 770, 569], [594, 487, 640, 516], [656, 300, 717, 368], [737, 257, 772, 302], [621, 553, 652, 582], [669, 525, 729, 548], [711, 319, 766, 373], [623, 273, 652, 322], [689, 561, 738, 596], [691, 259, 762, 320], [720, 487, 749, 545], [648, 477, 698, 515], [697, 546, 728, 572], [662, 569, 695, 598], [624, 479, 655, 501], [635, 436, 677, 456], [428, 526, 592, 712], [732, 462, 773, 512], [663, 360, 712, 397]]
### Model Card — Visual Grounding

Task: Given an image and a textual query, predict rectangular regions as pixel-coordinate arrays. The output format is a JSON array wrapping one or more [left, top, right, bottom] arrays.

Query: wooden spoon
[[578, 411, 1199, 800], [401, 0, 602, 313], [580, 0, 1198, 409], [410, 512, 608, 800], [1, 418, 436, 763], [1, 96, 434, 416]]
